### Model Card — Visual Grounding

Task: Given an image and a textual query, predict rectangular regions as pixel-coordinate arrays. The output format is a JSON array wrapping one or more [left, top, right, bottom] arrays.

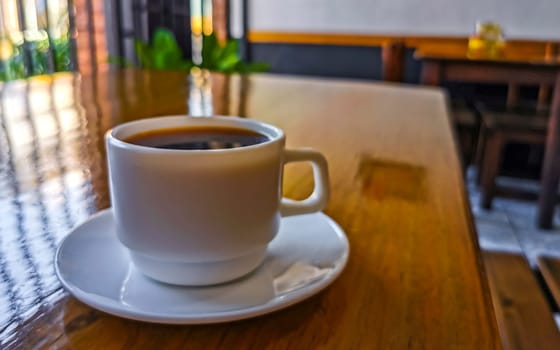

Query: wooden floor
[[483, 252, 560, 350], [538, 257, 560, 312], [456, 105, 560, 348]]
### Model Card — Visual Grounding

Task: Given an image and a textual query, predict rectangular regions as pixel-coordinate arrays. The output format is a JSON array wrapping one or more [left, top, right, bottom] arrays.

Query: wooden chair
[[450, 99, 480, 169], [381, 40, 405, 82], [478, 101, 550, 209]]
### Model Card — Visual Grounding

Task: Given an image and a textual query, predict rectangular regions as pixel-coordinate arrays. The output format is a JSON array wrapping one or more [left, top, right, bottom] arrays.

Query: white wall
[[250, 0, 560, 40]]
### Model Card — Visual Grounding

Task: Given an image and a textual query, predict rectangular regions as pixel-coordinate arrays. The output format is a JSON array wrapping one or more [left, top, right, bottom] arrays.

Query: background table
[[416, 45, 560, 229], [0, 70, 500, 349]]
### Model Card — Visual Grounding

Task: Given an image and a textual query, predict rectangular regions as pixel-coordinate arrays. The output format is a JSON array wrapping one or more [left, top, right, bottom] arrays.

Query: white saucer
[[55, 208, 349, 324]]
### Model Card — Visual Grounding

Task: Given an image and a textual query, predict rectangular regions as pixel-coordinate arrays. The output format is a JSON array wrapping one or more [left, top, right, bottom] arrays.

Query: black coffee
[[124, 126, 269, 150]]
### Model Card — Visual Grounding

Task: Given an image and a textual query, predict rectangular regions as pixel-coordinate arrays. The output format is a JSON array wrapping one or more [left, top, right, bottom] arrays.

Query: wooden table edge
[[442, 95, 504, 349]]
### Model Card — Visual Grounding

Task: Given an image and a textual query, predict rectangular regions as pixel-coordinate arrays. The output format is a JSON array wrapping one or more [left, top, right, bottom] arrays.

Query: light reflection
[[53, 75, 76, 109], [188, 69, 213, 117], [33, 114, 58, 140], [28, 83, 53, 114], [0, 72, 97, 341], [40, 169, 84, 196], [57, 108, 80, 133], [4, 120, 34, 149]]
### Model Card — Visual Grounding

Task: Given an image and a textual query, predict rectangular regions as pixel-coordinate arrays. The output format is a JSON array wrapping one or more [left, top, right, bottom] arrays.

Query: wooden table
[[0, 69, 500, 349], [416, 44, 560, 229]]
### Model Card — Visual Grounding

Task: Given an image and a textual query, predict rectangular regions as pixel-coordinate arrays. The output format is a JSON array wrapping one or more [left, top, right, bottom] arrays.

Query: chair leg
[[480, 133, 503, 209], [470, 107, 483, 167], [475, 124, 487, 185]]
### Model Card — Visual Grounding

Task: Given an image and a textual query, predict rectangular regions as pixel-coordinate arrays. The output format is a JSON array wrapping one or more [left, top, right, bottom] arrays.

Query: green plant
[[110, 28, 269, 74], [0, 35, 73, 82], [134, 29, 193, 71], [53, 36, 73, 72], [28, 38, 50, 75], [198, 32, 269, 73], [0, 48, 26, 81]]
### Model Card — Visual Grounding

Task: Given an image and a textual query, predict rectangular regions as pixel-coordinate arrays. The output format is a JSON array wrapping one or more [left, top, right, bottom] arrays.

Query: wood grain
[[248, 31, 393, 46], [415, 44, 560, 65], [248, 31, 559, 54], [3, 70, 500, 349], [484, 252, 560, 350], [537, 257, 560, 308]]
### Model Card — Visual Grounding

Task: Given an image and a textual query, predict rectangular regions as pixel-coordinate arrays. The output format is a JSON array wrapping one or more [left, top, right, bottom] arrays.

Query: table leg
[[420, 61, 441, 85], [537, 73, 560, 229], [506, 83, 519, 109], [538, 84, 551, 112]]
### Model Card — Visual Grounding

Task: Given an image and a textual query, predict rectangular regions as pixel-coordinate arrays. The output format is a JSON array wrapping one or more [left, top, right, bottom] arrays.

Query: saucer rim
[[55, 208, 349, 324]]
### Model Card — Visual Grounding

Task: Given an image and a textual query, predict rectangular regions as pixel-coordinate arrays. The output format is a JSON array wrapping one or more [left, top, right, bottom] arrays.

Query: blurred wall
[[250, 0, 560, 40]]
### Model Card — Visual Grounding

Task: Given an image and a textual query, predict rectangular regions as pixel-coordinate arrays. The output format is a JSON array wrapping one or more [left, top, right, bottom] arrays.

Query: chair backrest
[[382, 40, 405, 82]]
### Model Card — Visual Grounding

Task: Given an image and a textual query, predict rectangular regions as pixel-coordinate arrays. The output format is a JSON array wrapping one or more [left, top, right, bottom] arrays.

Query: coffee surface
[[124, 126, 269, 150]]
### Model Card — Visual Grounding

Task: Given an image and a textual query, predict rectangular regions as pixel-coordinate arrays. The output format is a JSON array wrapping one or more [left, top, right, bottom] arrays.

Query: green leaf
[[201, 33, 220, 68], [112, 28, 270, 74], [179, 60, 194, 71], [53, 38, 72, 71], [134, 40, 153, 68], [133, 29, 188, 71], [218, 39, 239, 60], [217, 53, 241, 72], [236, 62, 270, 73], [215, 39, 240, 71], [153, 50, 183, 70], [52, 37, 69, 70], [152, 28, 181, 52]]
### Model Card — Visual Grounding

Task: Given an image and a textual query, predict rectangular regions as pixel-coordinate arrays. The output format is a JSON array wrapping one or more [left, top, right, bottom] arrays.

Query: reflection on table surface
[[0, 74, 97, 340], [0, 70, 253, 341], [0, 69, 500, 349]]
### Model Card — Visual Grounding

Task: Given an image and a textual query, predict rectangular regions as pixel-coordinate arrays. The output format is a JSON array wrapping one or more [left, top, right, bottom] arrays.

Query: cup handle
[[280, 149, 330, 217]]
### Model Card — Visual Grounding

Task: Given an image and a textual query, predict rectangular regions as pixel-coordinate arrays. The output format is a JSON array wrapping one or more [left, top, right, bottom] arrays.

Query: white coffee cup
[[105, 116, 329, 285]]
